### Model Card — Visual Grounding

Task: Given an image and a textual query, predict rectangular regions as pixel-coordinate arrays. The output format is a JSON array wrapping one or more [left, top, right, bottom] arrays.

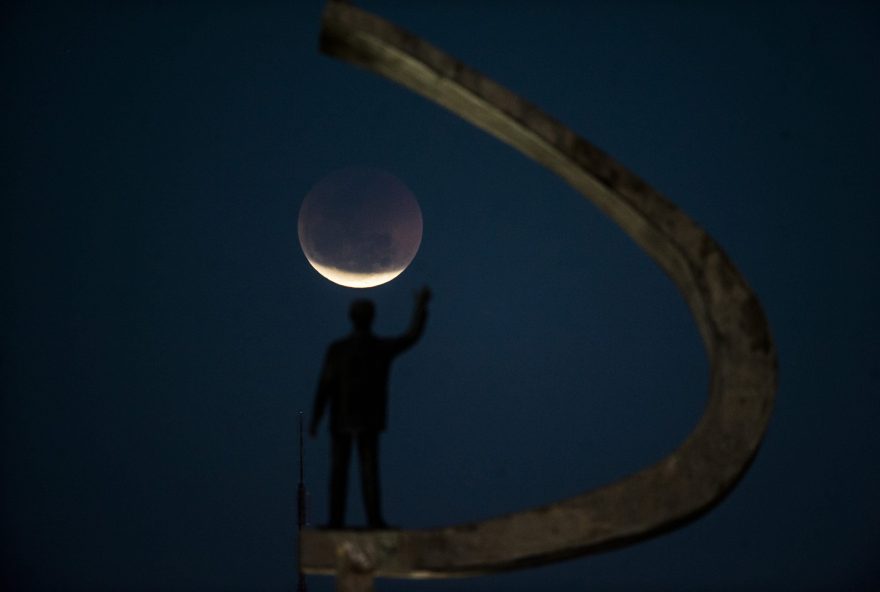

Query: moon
[[298, 167, 423, 288]]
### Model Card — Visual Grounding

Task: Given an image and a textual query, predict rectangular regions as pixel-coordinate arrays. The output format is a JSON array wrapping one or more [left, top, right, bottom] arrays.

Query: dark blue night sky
[[3, 1, 879, 590]]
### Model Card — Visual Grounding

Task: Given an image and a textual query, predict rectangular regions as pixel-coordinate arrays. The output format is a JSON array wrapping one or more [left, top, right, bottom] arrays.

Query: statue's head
[[349, 299, 375, 331]]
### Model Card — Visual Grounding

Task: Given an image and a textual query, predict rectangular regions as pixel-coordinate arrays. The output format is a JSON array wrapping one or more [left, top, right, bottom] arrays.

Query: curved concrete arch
[[301, 1, 777, 582]]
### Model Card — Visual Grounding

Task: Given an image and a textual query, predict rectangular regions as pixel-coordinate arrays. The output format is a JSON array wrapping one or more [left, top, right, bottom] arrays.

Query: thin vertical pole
[[298, 411, 308, 592]]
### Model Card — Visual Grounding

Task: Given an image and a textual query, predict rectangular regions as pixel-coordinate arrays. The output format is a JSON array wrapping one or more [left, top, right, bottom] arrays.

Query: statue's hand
[[416, 286, 432, 306]]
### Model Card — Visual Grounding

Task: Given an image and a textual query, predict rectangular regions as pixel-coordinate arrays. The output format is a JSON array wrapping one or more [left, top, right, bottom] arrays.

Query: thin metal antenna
[[297, 411, 308, 592], [299, 412, 305, 484]]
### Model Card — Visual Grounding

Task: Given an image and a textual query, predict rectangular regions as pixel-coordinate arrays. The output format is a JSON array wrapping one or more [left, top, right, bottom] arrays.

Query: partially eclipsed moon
[[298, 167, 423, 288]]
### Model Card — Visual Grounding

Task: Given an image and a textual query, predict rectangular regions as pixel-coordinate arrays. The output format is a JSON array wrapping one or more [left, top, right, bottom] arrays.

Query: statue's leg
[[329, 432, 352, 528], [357, 432, 384, 528]]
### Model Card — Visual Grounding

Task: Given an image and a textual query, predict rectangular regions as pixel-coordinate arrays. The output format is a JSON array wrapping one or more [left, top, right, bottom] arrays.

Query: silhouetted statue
[[309, 287, 431, 529]]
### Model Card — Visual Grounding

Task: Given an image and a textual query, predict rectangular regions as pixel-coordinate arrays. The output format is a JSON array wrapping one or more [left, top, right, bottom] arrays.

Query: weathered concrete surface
[[301, 0, 777, 581]]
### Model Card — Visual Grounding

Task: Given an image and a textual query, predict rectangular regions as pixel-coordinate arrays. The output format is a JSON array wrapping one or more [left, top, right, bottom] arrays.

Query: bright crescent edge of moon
[[307, 259, 407, 289]]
